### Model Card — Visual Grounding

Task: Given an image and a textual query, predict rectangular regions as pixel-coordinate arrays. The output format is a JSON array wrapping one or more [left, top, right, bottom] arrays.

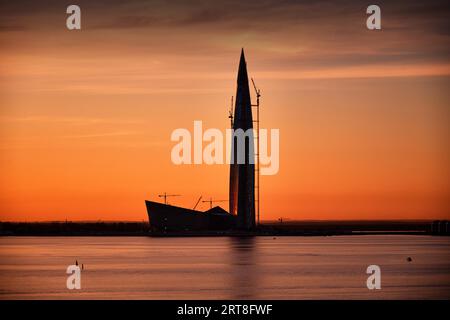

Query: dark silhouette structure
[[145, 50, 256, 233], [229, 49, 256, 230], [145, 201, 235, 232]]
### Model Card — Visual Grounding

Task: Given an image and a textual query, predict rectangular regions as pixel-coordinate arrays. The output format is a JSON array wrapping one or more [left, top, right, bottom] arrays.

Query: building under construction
[[145, 49, 258, 233]]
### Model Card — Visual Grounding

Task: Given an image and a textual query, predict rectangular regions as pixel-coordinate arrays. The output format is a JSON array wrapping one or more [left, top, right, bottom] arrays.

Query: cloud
[[0, 0, 449, 81], [62, 131, 141, 139], [0, 116, 144, 125]]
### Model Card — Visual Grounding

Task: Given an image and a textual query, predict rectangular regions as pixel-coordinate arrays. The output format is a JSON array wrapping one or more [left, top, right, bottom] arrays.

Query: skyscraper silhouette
[[229, 49, 256, 230]]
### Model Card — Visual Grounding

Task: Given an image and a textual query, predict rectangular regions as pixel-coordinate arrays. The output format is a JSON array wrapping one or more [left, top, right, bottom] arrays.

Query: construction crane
[[202, 197, 228, 209], [228, 96, 234, 128], [158, 192, 181, 205], [192, 196, 202, 210], [251, 78, 261, 226]]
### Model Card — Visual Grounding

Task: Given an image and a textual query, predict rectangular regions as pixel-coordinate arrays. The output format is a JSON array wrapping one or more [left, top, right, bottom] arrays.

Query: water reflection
[[227, 237, 260, 299], [1, 236, 448, 299]]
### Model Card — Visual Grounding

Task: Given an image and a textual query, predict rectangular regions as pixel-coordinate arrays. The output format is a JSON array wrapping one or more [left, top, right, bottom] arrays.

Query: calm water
[[0, 235, 449, 299]]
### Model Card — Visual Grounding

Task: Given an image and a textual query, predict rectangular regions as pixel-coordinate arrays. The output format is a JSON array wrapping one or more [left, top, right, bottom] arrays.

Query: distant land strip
[[1, 220, 448, 237]]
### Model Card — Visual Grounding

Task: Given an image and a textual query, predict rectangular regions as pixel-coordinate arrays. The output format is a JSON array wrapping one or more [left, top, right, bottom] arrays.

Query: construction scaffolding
[[251, 78, 261, 226]]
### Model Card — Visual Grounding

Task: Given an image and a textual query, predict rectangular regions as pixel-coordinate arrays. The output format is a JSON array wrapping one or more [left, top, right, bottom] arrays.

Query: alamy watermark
[[66, 265, 81, 290], [366, 265, 381, 290], [170, 121, 280, 175], [366, 5, 381, 30], [66, 5, 81, 30]]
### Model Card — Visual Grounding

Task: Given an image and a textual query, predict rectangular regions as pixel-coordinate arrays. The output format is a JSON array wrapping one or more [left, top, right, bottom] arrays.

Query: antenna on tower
[[228, 96, 234, 128], [251, 78, 261, 227]]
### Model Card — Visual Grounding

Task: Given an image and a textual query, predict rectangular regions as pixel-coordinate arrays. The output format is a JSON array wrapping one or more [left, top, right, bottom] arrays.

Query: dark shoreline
[[1, 220, 448, 237]]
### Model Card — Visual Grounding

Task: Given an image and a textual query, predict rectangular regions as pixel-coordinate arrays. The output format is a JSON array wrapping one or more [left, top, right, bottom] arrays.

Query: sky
[[0, 0, 449, 221]]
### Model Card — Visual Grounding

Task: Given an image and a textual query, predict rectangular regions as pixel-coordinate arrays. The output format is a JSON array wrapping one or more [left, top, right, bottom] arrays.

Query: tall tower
[[229, 49, 256, 230]]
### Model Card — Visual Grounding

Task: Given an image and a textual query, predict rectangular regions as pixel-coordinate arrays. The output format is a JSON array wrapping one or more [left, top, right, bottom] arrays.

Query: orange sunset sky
[[0, 0, 449, 221]]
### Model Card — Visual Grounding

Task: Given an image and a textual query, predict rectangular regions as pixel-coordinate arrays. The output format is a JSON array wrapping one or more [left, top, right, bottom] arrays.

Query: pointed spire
[[237, 48, 248, 84]]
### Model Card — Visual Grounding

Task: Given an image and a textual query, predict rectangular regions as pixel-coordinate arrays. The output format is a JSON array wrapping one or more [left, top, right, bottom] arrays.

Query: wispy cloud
[[61, 131, 142, 139], [0, 116, 144, 125], [1, 0, 448, 86]]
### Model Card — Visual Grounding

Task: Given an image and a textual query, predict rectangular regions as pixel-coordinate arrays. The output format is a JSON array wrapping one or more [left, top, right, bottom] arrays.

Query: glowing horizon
[[1, 0, 449, 221]]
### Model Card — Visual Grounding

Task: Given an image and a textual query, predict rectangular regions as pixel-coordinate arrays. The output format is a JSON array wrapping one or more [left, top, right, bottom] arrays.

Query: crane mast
[[251, 78, 261, 226]]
